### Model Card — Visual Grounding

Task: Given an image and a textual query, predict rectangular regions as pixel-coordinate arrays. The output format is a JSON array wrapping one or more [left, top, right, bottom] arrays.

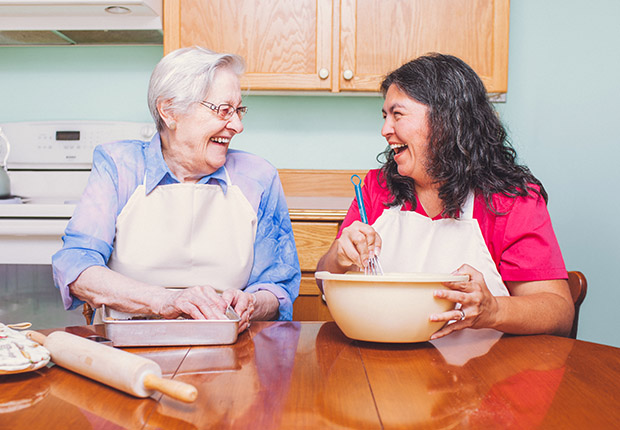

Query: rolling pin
[[26, 330, 197, 403]]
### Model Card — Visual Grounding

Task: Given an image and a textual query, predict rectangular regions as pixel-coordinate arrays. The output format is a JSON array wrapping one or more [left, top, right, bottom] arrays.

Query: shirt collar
[[144, 133, 229, 194]]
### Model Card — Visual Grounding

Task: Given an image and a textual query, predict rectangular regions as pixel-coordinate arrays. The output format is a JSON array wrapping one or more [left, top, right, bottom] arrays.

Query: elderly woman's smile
[[196, 69, 244, 171], [210, 137, 231, 144], [161, 68, 245, 181]]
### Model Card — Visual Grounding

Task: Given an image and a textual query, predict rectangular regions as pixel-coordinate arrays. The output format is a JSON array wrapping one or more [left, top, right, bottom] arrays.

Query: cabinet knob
[[343, 69, 354, 81], [318, 68, 329, 79]]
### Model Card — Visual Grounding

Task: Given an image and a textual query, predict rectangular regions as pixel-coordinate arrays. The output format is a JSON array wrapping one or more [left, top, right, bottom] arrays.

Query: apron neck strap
[[391, 192, 475, 219], [460, 192, 475, 220], [143, 166, 232, 187], [222, 166, 232, 185]]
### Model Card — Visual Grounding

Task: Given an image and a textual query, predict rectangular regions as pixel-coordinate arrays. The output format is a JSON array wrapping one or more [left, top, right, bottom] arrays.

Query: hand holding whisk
[[351, 175, 384, 276]]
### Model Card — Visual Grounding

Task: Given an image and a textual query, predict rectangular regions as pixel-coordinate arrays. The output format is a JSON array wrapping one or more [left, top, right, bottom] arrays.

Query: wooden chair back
[[567, 270, 588, 339], [83, 303, 94, 325]]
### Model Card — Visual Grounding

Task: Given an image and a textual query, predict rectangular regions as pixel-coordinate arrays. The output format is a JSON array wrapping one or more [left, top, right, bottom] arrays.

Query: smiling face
[[381, 84, 433, 187], [161, 68, 244, 181]]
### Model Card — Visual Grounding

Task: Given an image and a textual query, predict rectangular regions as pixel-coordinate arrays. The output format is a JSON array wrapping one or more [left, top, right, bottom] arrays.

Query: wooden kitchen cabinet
[[164, 0, 333, 91], [338, 0, 509, 93], [163, 0, 509, 93]]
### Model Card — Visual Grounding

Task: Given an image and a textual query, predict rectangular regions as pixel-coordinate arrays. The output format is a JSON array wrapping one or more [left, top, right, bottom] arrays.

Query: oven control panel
[[0, 121, 156, 169]]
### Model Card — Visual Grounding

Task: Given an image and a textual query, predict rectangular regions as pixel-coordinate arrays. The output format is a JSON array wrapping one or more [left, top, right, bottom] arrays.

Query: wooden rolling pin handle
[[143, 373, 198, 403], [26, 330, 47, 345], [27, 330, 197, 403]]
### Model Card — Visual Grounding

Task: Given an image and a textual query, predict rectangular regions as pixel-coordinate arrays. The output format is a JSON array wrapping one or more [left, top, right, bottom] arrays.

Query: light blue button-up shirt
[[52, 134, 300, 320]]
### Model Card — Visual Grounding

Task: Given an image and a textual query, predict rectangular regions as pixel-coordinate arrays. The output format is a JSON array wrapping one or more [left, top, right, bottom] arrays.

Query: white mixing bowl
[[315, 271, 468, 343]]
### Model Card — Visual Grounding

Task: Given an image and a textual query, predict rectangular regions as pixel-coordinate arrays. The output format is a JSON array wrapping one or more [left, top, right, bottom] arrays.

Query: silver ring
[[457, 309, 466, 321]]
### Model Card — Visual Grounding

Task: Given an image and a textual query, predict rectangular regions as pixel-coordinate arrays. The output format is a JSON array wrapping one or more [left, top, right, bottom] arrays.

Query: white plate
[[0, 358, 49, 375], [0, 323, 50, 375]]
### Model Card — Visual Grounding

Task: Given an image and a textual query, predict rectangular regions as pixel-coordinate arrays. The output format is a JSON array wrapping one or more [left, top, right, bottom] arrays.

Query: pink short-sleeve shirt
[[338, 169, 567, 282]]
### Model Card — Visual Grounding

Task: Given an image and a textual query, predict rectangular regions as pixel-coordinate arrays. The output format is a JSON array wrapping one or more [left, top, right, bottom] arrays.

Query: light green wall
[[497, 1, 620, 348], [1, 0, 618, 346], [0, 46, 159, 122]]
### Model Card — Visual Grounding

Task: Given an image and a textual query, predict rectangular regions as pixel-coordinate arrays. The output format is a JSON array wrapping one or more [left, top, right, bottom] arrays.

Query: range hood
[[0, 0, 163, 45]]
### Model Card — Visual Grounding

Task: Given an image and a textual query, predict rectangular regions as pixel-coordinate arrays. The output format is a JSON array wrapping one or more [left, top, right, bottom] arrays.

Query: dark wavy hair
[[378, 53, 547, 217]]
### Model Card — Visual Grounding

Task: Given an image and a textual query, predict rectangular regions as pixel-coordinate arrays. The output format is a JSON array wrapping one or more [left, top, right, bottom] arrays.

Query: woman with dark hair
[[317, 53, 573, 339]]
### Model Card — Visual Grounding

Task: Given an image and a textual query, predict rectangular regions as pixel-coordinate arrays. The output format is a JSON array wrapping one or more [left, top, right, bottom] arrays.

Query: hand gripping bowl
[[315, 271, 468, 343]]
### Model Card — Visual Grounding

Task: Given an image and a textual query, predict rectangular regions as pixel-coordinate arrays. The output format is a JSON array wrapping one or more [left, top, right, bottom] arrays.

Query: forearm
[[70, 265, 170, 315], [493, 287, 574, 336], [316, 242, 358, 292], [251, 290, 280, 321], [431, 270, 576, 340]]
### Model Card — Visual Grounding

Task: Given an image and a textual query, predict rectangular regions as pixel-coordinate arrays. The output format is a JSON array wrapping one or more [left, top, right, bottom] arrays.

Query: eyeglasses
[[200, 101, 248, 120]]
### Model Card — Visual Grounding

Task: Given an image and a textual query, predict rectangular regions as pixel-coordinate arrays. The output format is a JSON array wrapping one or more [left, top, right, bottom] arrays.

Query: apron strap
[[223, 166, 232, 186], [460, 192, 475, 220], [144, 166, 232, 188], [388, 192, 474, 218]]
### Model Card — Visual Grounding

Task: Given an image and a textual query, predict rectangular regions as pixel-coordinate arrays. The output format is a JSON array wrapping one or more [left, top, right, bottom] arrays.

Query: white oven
[[0, 121, 155, 264]]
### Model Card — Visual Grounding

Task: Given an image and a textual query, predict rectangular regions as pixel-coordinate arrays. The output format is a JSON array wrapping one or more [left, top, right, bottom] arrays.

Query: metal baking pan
[[102, 305, 240, 347]]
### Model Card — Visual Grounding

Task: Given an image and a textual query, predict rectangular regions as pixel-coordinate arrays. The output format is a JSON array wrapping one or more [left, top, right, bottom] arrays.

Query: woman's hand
[[157, 285, 229, 320], [429, 264, 499, 340], [158, 287, 257, 333], [428, 264, 575, 338], [222, 289, 255, 333], [331, 221, 382, 272]]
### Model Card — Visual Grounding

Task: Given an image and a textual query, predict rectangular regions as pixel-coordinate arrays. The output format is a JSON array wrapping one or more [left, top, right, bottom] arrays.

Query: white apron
[[108, 167, 257, 291], [373, 193, 508, 365]]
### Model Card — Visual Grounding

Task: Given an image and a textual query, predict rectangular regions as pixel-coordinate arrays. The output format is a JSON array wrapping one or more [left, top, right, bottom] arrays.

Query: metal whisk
[[351, 175, 384, 276]]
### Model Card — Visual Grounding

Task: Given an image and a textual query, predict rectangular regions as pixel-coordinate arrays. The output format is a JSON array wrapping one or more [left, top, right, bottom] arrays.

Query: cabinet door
[[292, 222, 339, 271], [291, 221, 339, 321], [338, 0, 509, 93], [164, 0, 334, 91]]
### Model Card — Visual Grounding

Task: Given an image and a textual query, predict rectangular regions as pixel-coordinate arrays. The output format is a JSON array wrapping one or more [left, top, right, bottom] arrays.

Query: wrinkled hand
[[335, 221, 382, 271], [158, 285, 229, 321], [429, 264, 499, 339], [222, 289, 255, 333]]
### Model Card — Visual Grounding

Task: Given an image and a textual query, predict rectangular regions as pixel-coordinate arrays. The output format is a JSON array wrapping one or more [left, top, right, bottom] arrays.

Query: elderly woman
[[52, 46, 300, 331], [317, 53, 574, 339]]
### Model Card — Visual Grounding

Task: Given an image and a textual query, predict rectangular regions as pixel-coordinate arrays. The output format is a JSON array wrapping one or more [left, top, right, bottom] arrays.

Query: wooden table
[[2, 322, 619, 429]]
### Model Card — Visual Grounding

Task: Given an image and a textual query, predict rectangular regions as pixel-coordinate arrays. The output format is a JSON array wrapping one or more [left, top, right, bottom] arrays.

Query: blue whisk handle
[[351, 174, 369, 224]]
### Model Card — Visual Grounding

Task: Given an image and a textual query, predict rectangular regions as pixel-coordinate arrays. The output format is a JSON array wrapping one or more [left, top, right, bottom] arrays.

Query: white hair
[[147, 46, 245, 132]]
